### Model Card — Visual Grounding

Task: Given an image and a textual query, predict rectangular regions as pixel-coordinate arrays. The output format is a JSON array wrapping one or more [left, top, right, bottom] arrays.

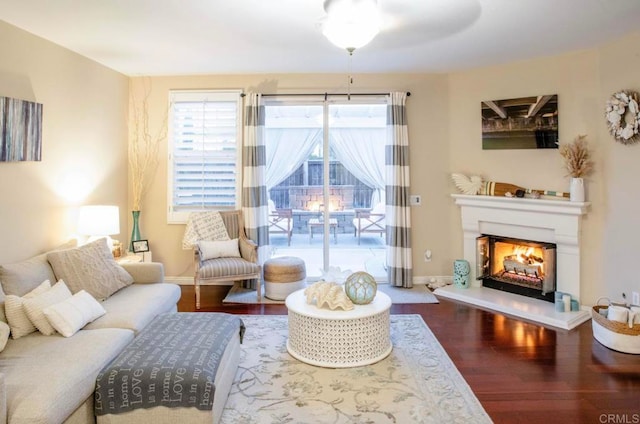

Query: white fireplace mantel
[[435, 194, 591, 330]]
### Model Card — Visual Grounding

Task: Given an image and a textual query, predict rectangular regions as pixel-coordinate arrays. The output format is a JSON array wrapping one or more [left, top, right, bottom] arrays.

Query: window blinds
[[169, 91, 242, 218]]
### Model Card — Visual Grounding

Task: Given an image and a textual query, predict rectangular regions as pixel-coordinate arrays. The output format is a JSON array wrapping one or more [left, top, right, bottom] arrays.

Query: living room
[[1, 1, 640, 422]]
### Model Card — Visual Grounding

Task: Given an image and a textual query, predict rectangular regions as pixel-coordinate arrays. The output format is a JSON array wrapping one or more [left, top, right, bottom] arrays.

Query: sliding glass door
[[264, 96, 387, 280]]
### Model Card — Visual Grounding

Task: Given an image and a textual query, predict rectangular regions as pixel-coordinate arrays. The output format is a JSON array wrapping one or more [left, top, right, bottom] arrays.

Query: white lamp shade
[[77, 205, 120, 236], [323, 0, 381, 50]]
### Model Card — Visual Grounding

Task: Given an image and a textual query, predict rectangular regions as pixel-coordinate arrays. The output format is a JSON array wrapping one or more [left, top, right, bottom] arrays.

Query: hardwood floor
[[178, 285, 640, 424]]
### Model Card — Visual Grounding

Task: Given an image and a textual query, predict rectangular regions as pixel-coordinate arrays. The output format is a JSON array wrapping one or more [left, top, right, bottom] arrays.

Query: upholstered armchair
[[191, 210, 262, 309], [352, 202, 386, 245]]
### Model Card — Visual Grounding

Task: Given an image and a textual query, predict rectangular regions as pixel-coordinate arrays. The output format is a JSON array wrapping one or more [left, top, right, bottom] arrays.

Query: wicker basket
[[592, 305, 640, 354]]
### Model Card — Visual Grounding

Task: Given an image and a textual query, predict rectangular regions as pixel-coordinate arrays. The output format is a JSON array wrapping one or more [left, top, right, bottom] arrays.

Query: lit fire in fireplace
[[477, 234, 557, 302], [503, 246, 544, 278], [490, 241, 546, 286]]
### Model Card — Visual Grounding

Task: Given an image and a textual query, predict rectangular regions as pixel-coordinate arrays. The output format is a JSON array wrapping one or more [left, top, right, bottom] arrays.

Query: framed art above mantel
[[481, 94, 558, 150]]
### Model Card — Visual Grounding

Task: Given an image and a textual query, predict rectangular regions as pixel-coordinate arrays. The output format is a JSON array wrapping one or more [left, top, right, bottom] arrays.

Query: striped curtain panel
[[386, 92, 413, 288], [242, 93, 269, 289]]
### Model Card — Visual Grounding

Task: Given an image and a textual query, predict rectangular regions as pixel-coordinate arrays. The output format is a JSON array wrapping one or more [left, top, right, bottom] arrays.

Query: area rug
[[223, 283, 439, 305], [220, 314, 491, 424]]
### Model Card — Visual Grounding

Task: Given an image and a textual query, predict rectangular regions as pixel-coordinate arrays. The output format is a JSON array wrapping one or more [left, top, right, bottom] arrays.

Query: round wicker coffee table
[[285, 289, 392, 368]]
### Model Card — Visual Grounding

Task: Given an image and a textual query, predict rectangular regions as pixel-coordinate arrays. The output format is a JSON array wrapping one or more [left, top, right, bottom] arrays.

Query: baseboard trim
[[166, 275, 452, 286], [165, 277, 235, 286]]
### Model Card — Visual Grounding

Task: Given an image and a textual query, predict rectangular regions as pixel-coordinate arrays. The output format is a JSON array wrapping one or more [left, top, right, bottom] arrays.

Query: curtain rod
[[241, 92, 410, 98]]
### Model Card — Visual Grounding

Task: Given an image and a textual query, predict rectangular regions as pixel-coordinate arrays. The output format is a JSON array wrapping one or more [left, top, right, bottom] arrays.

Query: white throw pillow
[[47, 238, 134, 301], [22, 280, 73, 335], [4, 280, 52, 339], [198, 239, 240, 260], [44, 290, 106, 337], [0, 321, 10, 352]]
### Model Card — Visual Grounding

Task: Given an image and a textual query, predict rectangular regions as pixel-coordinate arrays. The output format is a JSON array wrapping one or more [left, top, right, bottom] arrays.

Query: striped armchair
[[193, 210, 262, 309]]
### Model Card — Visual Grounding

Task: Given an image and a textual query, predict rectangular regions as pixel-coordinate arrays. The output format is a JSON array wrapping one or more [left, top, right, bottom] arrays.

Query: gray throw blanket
[[94, 313, 244, 415]]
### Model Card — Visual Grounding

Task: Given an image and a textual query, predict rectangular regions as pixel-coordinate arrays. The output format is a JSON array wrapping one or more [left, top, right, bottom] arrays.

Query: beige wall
[[131, 73, 451, 280], [136, 32, 640, 306], [596, 31, 640, 305], [0, 21, 128, 263], [448, 31, 640, 305], [3, 17, 638, 306]]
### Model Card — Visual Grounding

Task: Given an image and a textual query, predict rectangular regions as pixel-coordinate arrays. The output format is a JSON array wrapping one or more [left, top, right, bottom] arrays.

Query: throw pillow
[[182, 211, 230, 249], [4, 280, 52, 339], [198, 239, 240, 260], [0, 239, 77, 297], [0, 321, 10, 352], [44, 290, 106, 337], [0, 285, 6, 325], [47, 238, 134, 301], [22, 280, 73, 335]]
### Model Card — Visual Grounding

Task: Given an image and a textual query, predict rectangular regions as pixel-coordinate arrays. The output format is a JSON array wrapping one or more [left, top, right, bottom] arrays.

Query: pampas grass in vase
[[559, 135, 594, 201]]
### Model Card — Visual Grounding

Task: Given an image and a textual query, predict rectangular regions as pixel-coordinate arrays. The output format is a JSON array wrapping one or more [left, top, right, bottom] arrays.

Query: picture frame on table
[[132, 239, 150, 253]]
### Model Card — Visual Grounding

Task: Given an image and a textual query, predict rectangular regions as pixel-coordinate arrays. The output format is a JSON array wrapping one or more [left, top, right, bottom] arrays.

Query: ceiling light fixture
[[322, 0, 381, 52]]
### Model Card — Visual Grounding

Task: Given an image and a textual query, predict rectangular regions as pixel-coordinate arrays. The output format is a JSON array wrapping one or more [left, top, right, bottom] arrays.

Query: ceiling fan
[[321, 0, 382, 52]]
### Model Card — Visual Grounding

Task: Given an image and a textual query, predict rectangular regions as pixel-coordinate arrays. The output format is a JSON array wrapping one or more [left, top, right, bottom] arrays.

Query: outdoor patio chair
[[352, 202, 386, 245], [268, 200, 293, 246], [189, 210, 262, 309]]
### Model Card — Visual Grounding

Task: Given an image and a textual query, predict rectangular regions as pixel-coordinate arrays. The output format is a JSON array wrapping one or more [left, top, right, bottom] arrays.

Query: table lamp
[[77, 205, 120, 250]]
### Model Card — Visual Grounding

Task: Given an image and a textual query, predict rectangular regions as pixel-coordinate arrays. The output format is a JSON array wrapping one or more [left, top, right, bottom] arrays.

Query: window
[[167, 90, 243, 223]]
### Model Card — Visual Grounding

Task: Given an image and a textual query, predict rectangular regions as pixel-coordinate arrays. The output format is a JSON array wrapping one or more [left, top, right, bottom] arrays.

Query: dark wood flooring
[[178, 285, 640, 424]]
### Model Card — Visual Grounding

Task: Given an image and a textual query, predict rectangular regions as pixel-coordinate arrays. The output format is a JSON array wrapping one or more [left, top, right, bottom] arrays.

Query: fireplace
[[435, 194, 591, 330], [477, 235, 556, 302]]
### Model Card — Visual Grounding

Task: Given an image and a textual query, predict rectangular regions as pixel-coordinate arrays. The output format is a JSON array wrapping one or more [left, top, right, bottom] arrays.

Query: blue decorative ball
[[344, 272, 377, 304]]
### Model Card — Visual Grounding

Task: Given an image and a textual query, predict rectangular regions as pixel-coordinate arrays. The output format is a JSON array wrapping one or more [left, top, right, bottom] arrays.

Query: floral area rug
[[220, 314, 491, 424]]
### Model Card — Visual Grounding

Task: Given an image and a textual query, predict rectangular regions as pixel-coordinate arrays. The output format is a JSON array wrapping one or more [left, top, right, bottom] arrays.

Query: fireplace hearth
[[477, 235, 556, 302], [435, 194, 591, 330]]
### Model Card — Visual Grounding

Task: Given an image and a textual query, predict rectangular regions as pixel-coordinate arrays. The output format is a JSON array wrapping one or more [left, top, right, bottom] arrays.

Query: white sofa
[[0, 242, 181, 424]]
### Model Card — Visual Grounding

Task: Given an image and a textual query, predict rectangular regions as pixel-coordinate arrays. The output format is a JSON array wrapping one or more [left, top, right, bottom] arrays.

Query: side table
[[285, 289, 392, 368], [115, 254, 142, 264], [308, 218, 338, 244]]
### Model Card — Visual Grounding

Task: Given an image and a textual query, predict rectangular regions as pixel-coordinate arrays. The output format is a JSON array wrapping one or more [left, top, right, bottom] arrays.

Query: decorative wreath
[[605, 90, 640, 145]]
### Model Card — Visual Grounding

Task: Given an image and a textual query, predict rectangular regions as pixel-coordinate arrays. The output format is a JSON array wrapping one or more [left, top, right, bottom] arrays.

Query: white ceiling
[[1, 0, 639, 76]]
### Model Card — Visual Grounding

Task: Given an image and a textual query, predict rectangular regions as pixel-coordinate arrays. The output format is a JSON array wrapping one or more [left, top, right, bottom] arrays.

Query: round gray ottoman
[[264, 256, 307, 300]]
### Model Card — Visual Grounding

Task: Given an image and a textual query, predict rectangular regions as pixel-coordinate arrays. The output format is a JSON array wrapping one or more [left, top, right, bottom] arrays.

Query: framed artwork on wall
[[0, 96, 43, 162], [481, 94, 558, 150]]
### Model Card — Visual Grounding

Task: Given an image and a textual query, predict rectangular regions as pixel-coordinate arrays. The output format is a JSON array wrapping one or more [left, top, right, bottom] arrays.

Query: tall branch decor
[[128, 80, 169, 250], [129, 80, 168, 211]]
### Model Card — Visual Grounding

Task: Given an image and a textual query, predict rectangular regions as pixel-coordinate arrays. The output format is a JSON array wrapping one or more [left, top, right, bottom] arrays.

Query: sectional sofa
[[0, 239, 181, 424]]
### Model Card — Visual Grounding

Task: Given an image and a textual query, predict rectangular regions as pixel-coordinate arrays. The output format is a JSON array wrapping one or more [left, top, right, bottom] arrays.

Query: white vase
[[569, 177, 585, 202]]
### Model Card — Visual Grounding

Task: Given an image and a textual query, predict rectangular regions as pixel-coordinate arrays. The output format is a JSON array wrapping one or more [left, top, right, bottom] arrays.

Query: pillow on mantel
[[47, 238, 133, 301]]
